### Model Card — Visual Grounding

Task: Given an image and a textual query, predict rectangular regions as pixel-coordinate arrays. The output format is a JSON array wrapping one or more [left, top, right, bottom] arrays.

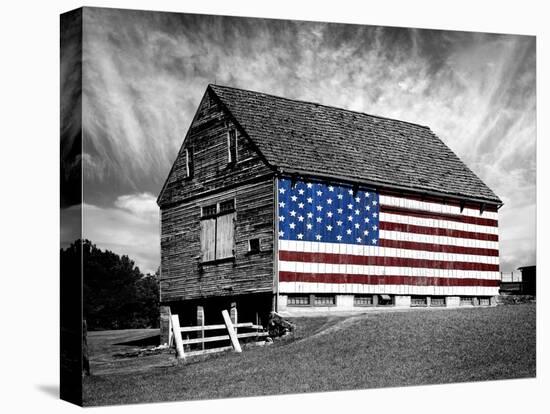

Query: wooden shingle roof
[[210, 84, 501, 205]]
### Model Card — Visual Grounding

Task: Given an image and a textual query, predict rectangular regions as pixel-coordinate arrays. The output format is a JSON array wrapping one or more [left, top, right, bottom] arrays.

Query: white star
[[337, 208, 343, 214], [279, 216, 285, 222], [307, 212, 313, 219], [336, 220, 343, 226], [355, 209, 360, 215], [327, 198, 333, 205], [336, 235, 343, 241], [348, 189, 354, 195], [279, 188, 285, 194], [356, 237, 362, 243], [326, 225, 333, 231], [279, 202, 285, 208], [363, 230, 369, 236], [364, 217, 370, 223], [348, 215, 353, 221], [372, 225, 378, 231], [365, 205, 370, 211], [297, 233, 304, 239], [346, 229, 352, 235], [307, 197, 313, 203], [365, 192, 370, 197], [316, 217, 323, 223], [316, 205, 323, 211], [298, 189, 305, 195], [306, 223, 313, 230], [316, 190, 323, 196], [298, 202, 305, 209], [347, 204, 353, 209], [373, 200, 378, 205], [291, 195, 297, 201], [373, 212, 378, 218], [289, 222, 296, 229], [328, 186, 334, 192], [290, 210, 297, 217], [327, 211, 333, 218], [278, 230, 284, 237], [337, 194, 343, 200], [371, 239, 377, 244], [353, 223, 359, 229], [298, 215, 304, 222], [307, 183, 313, 188], [355, 197, 361, 203], [315, 234, 322, 240]]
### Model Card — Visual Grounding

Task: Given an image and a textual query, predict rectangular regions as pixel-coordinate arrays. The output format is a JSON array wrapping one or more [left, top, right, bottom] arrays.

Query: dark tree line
[[61, 239, 160, 330]]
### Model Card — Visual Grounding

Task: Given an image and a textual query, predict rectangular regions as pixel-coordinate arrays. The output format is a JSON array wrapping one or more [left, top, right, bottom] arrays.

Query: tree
[[61, 239, 159, 330]]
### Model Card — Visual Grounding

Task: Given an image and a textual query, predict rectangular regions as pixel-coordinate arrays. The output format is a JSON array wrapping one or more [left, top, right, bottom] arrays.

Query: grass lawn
[[83, 303, 536, 406]]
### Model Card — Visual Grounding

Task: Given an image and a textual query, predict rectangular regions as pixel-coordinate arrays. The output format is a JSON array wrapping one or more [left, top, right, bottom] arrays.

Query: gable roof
[[209, 84, 502, 205]]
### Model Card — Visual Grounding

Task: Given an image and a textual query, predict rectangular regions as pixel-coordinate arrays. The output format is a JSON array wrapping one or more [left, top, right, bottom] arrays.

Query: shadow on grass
[[114, 334, 160, 347]]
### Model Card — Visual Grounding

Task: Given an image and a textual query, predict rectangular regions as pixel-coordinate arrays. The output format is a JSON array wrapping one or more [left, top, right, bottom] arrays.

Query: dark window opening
[[186, 147, 194, 178], [228, 129, 237, 163], [248, 238, 260, 254], [479, 297, 491, 306], [460, 296, 474, 306], [411, 296, 428, 307], [377, 294, 394, 306]]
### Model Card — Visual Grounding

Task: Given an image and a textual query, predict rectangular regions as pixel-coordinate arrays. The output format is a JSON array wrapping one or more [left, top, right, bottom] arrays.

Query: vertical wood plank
[[171, 314, 185, 359], [222, 309, 242, 353]]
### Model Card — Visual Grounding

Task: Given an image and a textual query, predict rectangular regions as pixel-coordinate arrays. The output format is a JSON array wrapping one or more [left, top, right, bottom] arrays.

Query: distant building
[[500, 265, 536, 296], [157, 84, 503, 328]]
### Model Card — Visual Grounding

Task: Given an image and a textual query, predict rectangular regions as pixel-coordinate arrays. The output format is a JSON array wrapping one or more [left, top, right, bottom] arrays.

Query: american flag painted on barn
[[276, 178, 500, 296]]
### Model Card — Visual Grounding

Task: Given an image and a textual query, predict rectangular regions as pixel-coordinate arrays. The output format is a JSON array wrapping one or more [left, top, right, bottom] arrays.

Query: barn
[[157, 84, 502, 331]]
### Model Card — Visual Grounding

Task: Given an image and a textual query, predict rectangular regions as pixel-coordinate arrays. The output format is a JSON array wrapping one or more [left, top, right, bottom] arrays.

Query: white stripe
[[279, 261, 499, 279], [279, 240, 498, 264], [380, 212, 498, 235], [379, 195, 499, 220], [379, 230, 498, 250], [279, 282, 499, 296]]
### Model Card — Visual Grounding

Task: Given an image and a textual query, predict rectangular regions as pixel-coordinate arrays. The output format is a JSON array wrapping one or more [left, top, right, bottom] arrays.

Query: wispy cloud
[[75, 8, 535, 272]]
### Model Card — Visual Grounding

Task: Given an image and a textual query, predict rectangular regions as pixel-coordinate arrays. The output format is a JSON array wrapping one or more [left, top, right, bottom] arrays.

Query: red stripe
[[380, 205, 498, 227], [378, 239, 498, 257], [279, 271, 500, 287], [279, 250, 499, 272], [380, 221, 498, 241]]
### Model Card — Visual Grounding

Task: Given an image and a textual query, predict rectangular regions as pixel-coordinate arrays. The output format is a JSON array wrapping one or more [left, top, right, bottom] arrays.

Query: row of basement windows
[[287, 294, 491, 307]]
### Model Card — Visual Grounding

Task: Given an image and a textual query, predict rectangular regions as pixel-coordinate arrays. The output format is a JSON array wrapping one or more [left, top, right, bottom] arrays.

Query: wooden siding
[[158, 89, 273, 207], [159, 90, 275, 303], [160, 179, 274, 302]]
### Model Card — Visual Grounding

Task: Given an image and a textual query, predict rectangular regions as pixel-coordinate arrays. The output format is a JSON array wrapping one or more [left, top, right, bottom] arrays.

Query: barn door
[[216, 212, 235, 259], [200, 218, 216, 262]]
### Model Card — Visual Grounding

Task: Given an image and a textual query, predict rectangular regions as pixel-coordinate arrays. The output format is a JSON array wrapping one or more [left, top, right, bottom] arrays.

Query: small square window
[[287, 295, 310, 306], [248, 238, 260, 253], [201, 204, 217, 217], [430, 297, 446, 307], [377, 294, 394, 306], [479, 297, 490, 306], [460, 296, 474, 306], [314, 294, 336, 306], [354, 295, 374, 306], [411, 296, 428, 307], [219, 199, 235, 213]]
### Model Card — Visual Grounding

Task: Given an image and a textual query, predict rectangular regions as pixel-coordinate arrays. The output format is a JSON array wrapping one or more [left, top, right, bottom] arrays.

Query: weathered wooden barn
[[157, 84, 502, 327]]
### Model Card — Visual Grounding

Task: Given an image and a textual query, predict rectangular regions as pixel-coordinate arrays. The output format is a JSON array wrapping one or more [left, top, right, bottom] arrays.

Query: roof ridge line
[[208, 83, 432, 130]]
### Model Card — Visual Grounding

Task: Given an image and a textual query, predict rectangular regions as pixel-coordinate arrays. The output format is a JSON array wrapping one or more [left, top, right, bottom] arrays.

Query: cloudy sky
[[61, 7, 536, 274]]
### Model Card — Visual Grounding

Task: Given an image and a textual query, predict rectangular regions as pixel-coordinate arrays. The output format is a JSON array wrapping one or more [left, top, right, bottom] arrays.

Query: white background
[[0, 0, 547, 412]]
